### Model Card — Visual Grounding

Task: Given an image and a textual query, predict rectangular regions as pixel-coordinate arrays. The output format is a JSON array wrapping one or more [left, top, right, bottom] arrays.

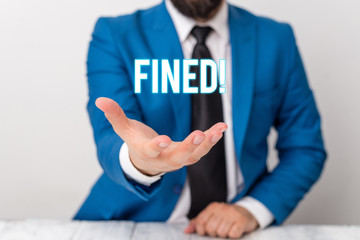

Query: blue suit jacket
[[74, 1, 326, 224]]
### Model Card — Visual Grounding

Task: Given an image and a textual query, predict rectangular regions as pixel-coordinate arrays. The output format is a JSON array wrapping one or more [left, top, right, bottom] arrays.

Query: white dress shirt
[[119, 0, 274, 228]]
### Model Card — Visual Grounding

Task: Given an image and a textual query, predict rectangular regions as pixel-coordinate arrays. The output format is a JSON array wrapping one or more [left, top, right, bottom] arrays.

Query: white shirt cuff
[[235, 196, 274, 229], [119, 143, 164, 187]]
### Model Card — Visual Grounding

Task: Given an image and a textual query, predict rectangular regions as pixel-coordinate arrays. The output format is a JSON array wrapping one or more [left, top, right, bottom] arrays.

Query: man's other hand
[[95, 97, 227, 176], [184, 202, 259, 239]]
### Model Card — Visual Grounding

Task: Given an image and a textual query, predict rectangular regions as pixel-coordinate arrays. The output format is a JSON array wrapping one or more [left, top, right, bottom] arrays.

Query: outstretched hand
[[95, 97, 227, 176]]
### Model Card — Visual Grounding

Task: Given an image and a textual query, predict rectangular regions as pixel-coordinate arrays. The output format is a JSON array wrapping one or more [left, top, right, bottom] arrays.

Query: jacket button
[[173, 184, 182, 195]]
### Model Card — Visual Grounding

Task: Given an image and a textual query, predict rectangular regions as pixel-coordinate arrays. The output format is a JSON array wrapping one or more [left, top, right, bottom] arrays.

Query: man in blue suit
[[75, 0, 326, 238]]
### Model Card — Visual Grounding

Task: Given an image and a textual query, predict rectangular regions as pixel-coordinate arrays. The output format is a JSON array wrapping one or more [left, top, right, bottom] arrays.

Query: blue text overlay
[[134, 59, 226, 94]]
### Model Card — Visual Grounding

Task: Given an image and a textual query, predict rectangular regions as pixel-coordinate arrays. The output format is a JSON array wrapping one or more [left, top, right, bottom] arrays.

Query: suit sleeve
[[86, 17, 164, 200], [246, 25, 327, 224]]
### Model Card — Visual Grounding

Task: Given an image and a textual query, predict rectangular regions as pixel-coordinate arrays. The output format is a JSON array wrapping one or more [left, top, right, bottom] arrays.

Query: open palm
[[96, 97, 227, 176]]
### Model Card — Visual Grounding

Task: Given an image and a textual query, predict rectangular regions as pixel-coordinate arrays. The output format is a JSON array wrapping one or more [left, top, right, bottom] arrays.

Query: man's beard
[[170, 0, 223, 20]]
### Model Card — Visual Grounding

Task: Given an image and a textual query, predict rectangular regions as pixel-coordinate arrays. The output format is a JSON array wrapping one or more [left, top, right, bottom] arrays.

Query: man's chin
[[170, 0, 223, 20]]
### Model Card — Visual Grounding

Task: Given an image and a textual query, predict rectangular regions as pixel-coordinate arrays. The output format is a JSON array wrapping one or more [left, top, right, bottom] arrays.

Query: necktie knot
[[191, 26, 212, 44]]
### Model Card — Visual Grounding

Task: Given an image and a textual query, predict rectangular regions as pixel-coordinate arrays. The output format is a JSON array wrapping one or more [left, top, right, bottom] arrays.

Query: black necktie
[[187, 26, 227, 219]]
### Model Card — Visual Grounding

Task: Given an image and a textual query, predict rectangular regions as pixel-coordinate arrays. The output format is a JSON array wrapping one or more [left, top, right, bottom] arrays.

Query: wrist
[[128, 150, 163, 176], [233, 205, 259, 231]]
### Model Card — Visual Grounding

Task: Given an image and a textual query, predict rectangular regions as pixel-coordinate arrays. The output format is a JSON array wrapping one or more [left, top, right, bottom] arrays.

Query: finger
[[186, 130, 226, 165], [143, 135, 172, 159], [184, 220, 196, 234], [204, 122, 228, 135], [169, 130, 205, 164], [216, 220, 234, 238], [95, 97, 130, 139], [194, 210, 213, 236], [204, 214, 222, 237], [228, 222, 245, 239], [194, 202, 220, 236]]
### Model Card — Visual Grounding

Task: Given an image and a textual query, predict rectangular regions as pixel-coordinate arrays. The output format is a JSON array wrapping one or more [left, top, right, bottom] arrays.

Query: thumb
[[184, 219, 196, 234], [95, 97, 129, 139]]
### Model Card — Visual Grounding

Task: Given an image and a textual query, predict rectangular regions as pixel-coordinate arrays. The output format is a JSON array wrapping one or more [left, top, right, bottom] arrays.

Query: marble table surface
[[0, 220, 359, 240]]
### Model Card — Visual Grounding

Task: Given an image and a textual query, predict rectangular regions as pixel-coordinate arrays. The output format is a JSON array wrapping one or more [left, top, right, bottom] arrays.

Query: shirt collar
[[165, 0, 229, 44]]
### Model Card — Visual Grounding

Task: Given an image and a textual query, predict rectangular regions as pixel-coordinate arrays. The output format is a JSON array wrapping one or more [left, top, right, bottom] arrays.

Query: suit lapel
[[229, 5, 257, 182], [143, 1, 190, 141]]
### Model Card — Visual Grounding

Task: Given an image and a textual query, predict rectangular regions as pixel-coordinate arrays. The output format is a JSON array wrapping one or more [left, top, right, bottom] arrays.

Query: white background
[[0, 0, 359, 225]]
